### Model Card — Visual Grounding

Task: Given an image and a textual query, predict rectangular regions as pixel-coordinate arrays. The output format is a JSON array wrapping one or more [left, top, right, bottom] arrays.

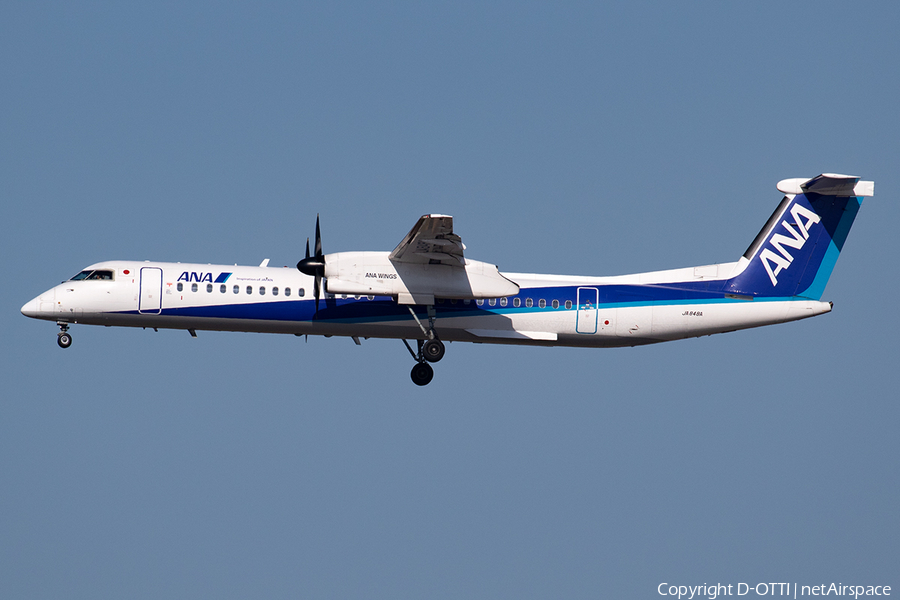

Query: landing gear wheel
[[57, 332, 72, 349], [422, 338, 445, 363], [410, 362, 434, 386]]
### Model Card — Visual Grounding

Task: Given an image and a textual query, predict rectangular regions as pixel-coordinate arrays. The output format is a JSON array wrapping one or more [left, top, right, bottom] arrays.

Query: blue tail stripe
[[725, 193, 862, 299], [831, 196, 862, 251], [798, 241, 840, 300]]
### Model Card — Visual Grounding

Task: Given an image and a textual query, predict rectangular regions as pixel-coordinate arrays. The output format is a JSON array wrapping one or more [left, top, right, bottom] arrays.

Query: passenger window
[[500, 298, 508, 307], [526, 298, 533, 307], [488, 298, 496, 306], [367, 295, 374, 300], [207, 284, 213, 293], [539, 299, 546, 308], [233, 285, 239, 294], [220, 284, 226, 293], [191, 283, 198, 292], [450, 299, 457, 305], [177, 283, 183, 292], [476, 299, 484, 306], [565, 300, 573, 309], [273, 287, 279, 296], [299, 288, 305, 297], [552, 299, 559, 309], [513, 298, 521, 308], [260, 287, 266, 295], [285, 287, 291, 297], [246, 286, 252, 294]]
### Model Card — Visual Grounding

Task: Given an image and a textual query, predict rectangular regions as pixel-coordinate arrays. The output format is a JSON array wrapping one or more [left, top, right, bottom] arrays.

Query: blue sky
[[2, 3, 898, 599]]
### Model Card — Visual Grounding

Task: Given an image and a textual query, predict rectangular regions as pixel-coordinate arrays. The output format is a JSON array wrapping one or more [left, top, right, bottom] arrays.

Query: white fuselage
[[21, 258, 832, 348]]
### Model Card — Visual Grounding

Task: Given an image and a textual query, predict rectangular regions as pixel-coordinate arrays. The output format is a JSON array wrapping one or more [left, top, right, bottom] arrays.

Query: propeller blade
[[313, 274, 320, 316], [297, 216, 325, 316], [314, 214, 322, 258]]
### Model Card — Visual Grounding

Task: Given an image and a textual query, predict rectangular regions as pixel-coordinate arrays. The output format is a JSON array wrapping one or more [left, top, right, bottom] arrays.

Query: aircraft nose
[[21, 297, 41, 318]]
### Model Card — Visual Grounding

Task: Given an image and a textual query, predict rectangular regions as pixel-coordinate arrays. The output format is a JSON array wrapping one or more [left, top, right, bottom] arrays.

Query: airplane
[[21, 173, 873, 386]]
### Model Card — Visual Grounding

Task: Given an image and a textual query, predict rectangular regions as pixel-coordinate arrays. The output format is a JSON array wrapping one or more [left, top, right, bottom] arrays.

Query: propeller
[[297, 215, 325, 315]]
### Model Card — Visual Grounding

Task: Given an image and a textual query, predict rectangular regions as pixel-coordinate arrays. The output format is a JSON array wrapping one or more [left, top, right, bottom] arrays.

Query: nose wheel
[[57, 323, 72, 349]]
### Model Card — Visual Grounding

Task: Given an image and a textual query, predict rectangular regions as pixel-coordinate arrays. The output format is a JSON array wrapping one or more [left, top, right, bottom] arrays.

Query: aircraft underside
[[57, 296, 831, 349]]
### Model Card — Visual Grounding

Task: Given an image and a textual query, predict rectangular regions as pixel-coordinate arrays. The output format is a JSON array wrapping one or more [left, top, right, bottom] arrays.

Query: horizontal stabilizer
[[777, 174, 874, 197]]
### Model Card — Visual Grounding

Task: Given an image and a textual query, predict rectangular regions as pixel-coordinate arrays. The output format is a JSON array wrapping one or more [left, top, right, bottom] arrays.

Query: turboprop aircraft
[[22, 173, 873, 386]]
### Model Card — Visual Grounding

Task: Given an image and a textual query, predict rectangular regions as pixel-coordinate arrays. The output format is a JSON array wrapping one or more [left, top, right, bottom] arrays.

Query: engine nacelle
[[324, 251, 519, 304]]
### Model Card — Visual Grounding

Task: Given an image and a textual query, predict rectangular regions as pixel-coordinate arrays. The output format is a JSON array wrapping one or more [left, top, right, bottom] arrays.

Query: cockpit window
[[86, 270, 114, 280], [69, 270, 114, 281]]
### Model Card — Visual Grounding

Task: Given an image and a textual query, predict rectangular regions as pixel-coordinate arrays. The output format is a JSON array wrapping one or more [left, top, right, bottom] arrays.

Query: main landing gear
[[404, 338, 445, 386], [57, 322, 72, 349], [422, 338, 445, 362], [403, 304, 445, 386]]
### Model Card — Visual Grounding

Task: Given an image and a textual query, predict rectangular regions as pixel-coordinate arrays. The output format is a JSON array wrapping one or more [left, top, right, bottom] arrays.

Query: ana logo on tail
[[758, 203, 821, 286]]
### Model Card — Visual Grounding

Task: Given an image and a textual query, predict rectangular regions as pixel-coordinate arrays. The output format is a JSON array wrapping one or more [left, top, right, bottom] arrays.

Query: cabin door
[[139, 267, 163, 314], [576, 287, 599, 334]]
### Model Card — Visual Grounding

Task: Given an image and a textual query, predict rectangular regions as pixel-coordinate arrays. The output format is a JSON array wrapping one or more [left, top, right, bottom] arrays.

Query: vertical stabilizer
[[726, 174, 873, 300]]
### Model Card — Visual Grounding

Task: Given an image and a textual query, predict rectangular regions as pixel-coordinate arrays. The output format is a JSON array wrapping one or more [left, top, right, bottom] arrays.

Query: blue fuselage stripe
[[113, 282, 807, 324]]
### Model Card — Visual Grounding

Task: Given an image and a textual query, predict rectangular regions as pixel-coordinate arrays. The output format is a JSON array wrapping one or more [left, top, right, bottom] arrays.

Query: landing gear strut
[[407, 306, 445, 363], [57, 322, 72, 349], [404, 338, 437, 386], [403, 304, 446, 386]]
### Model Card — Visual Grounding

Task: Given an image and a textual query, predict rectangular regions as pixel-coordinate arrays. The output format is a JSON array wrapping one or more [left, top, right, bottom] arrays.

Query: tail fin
[[726, 174, 874, 300]]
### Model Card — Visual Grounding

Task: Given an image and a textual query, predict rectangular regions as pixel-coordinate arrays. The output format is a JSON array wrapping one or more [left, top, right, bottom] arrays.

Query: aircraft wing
[[389, 214, 466, 266]]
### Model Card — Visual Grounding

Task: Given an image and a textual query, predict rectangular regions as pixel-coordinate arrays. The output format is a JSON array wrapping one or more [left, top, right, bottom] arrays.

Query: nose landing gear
[[57, 322, 72, 349]]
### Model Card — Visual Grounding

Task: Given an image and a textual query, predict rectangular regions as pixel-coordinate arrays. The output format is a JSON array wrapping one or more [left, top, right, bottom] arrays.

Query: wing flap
[[389, 214, 466, 266]]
